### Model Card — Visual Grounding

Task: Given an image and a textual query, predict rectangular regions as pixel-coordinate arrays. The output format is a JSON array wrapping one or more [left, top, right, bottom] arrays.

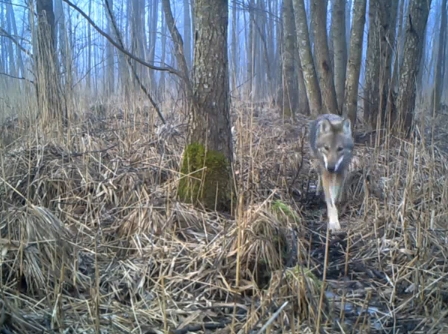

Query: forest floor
[[1, 100, 448, 333]]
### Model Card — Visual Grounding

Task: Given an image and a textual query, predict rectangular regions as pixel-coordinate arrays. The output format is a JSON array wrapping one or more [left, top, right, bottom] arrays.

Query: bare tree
[[282, 0, 299, 117], [55, 0, 74, 118], [105, 0, 115, 95], [183, 0, 193, 69], [292, 0, 322, 116], [159, 9, 168, 98], [86, 0, 92, 91], [178, 0, 234, 211], [395, 0, 432, 135], [35, 0, 65, 123], [331, 0, 347, 112], [5, 1, 24, 78], [130, 0, 147, 90], [296, 40, 310, 114], [246, 0, 255, 97], [343, 0, 367, 126], [364, 0, 399, 130], [345, 0, 352, 47], [434, 0, 447, 110], [311, 0, 338, 114], [147, 0, 159, 92], [231, 0, 238, 93]]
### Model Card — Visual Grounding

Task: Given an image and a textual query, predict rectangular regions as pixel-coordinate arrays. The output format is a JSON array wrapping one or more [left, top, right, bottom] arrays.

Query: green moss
[[271, 200, 301, 224], [178, 143, 234, 211]]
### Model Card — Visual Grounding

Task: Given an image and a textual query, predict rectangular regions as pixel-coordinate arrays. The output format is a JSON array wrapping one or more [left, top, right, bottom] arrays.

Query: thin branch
[[0, 27, 32, 57], [0, 72, 34, 84], [104, 0, 166, 124], [161, 0, 193, 98], [61, 0, 182, 78]]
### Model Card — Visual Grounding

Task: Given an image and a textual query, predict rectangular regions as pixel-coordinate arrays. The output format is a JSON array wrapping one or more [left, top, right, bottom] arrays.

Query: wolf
[[309, 114, 354, 231]]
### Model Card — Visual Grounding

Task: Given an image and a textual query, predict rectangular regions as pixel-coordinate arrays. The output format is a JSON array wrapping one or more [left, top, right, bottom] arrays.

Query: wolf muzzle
[[323, 156, 344, 174]]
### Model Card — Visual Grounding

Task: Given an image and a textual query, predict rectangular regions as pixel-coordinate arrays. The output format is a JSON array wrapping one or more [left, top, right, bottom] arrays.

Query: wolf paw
[[328, 219, 341, 231]]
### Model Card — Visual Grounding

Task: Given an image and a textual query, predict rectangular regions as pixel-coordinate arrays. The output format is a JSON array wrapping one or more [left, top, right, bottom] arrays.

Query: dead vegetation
[[1, 100, 448, 333]]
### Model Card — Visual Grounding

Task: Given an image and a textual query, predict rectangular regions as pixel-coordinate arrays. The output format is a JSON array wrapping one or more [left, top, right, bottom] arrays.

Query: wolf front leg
[[333, 172, 347, 204], [315, 173, 322, 196], [321, 172, 341, 231], [312, 159, 323, 196]]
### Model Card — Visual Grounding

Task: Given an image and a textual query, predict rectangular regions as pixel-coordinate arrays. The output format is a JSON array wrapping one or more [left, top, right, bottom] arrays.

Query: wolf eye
[[337, 147, 343, 152], [323, 146, 330, 151]]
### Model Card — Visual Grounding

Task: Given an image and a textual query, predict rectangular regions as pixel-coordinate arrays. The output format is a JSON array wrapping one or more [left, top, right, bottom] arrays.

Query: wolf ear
[[318, 119, 332, 134], [342, 118, 351, 135]]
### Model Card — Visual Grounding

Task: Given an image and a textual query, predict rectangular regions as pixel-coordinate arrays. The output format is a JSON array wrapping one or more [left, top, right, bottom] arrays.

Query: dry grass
[[1, 96, 448, 334]]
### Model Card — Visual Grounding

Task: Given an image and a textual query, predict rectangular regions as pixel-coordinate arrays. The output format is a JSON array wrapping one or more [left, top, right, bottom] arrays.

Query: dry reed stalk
[[0, 95, 448, 332]]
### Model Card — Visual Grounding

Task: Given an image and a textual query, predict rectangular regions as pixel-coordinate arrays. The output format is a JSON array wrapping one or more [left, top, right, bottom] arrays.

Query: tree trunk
[[266, 0, 276, 95], [343, 0, 367, 126], [282, 0, 299, 118], [105, 0, 115, 95], [311, 0, 338, 114], [391, 0, 408, 89], [345, 0, 352, 48], [130, 0, 146, 90], [183, 0, 192, 69], [292, 0, 322, 116], [364, 0, 399, 130], [55, 0, 74, 119], [434, 0, 447, 111], [231, 0, 238, 94], [87, 0, 92, 92], [275, 0, 284, 107], [148, 0, 159, 93], [178, 0, 234, 212], [331, 0, 347, 112], [395, 0, 432, 135], [296, 42, 310, 115], [246, 1, 255, 97], [35, 0, 65, 124], [159, 10, 167, 98]]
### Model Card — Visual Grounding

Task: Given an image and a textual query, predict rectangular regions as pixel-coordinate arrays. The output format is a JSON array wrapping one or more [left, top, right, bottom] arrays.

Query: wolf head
[[314, 117, 354, 174]]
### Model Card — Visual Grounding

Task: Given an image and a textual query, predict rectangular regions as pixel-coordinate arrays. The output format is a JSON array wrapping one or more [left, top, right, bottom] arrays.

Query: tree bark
[[311, 0, 338, 114], [434, 0, 447, 111], [296, 44, 310, 115], [130, 0, 146, 89], [292, 0, 322, 116], [331, 0, 347, 112], [395, 0, 432, 135], [178, 0, 234, 212], [148, 0, 159, 93], [343, 0, 367, 126], [35, 0, 65, 124], [183, 0, 192, 69], [364, 0, 399, 130], [282, 0, 299, 118], [105, 0, 115, 95]]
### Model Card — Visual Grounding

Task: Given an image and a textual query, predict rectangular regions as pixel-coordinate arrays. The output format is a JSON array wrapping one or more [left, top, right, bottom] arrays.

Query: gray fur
[[309, 114, 354, 175]]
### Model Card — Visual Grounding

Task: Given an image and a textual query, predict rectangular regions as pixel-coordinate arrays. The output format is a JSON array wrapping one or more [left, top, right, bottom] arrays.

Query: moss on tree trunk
[[178, 143, 233, 211]]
